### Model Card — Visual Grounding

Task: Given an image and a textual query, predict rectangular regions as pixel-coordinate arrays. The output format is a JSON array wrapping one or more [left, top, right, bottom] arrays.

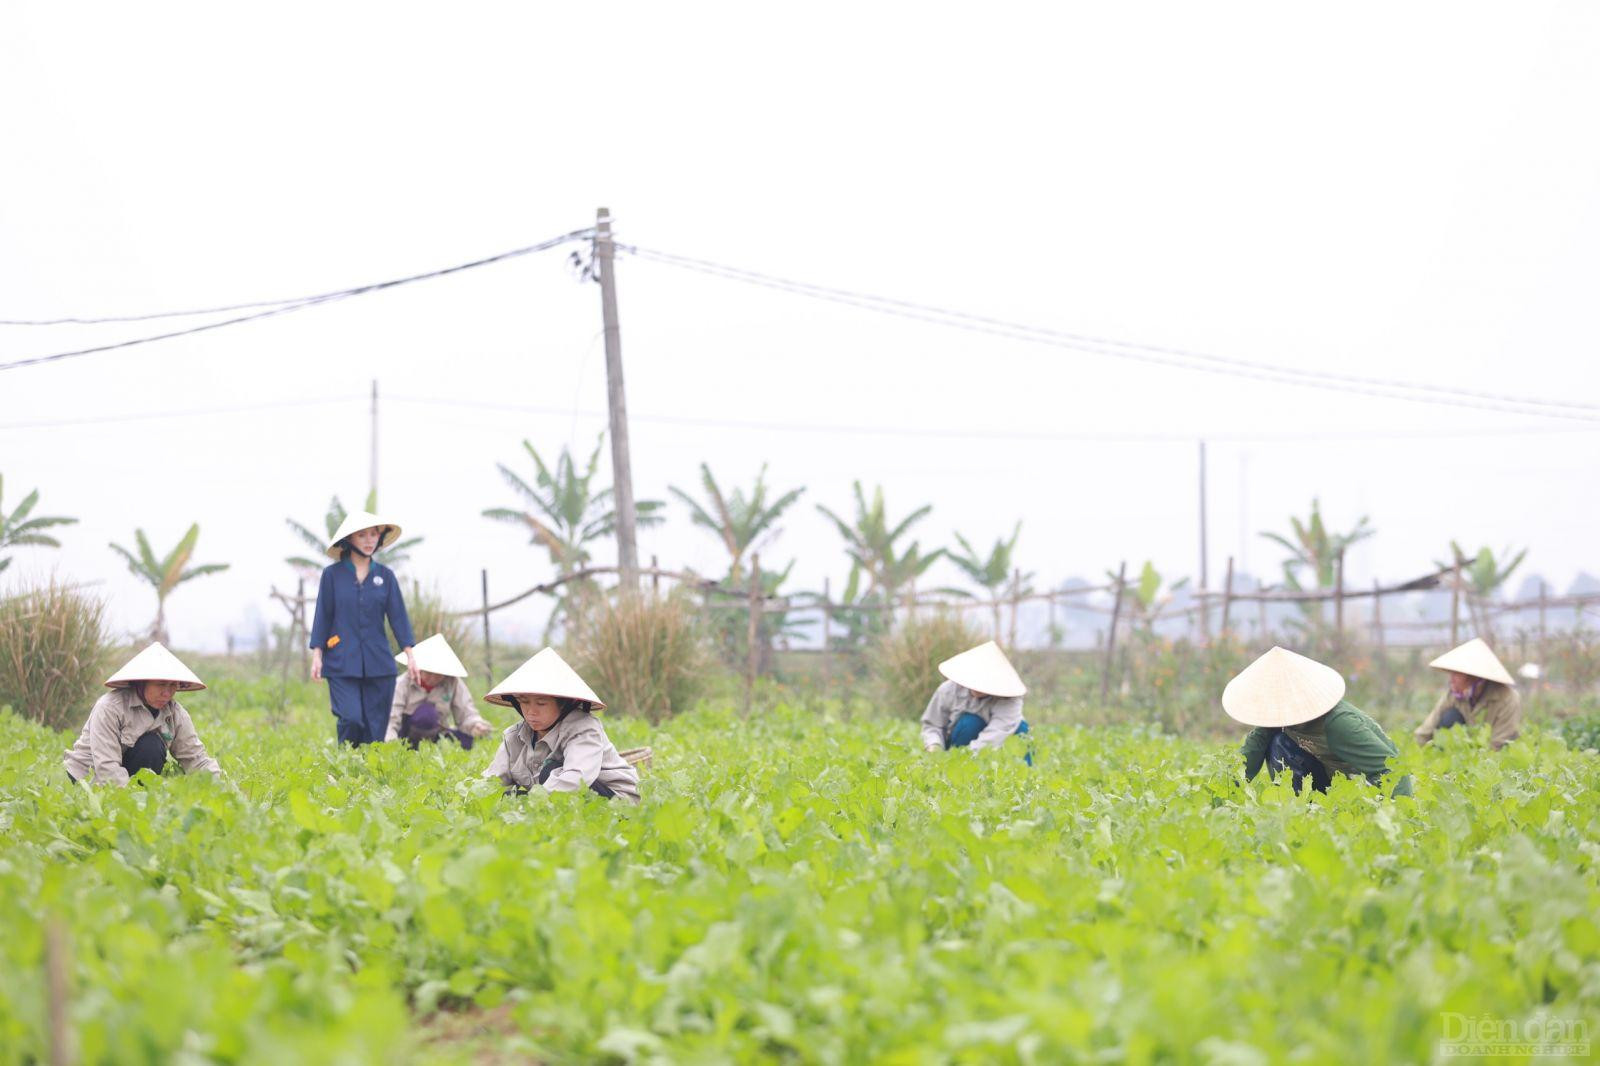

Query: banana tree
[[0, 474, 77, 574], [1107, 560, 1190, 634], [669, 463, 805, 584], [483, 434, 663, 640], [816, 482, 946, 617], [950, 522, 1027, 639], [109, 523, 230, 643], [1436, 541, 1528, 643], [1260, 498, 1374, 631], [286, 489, 422, 572]]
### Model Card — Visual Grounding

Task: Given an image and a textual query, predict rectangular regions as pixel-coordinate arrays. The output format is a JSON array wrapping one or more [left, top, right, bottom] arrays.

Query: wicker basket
[[620, 746, 654, 770]]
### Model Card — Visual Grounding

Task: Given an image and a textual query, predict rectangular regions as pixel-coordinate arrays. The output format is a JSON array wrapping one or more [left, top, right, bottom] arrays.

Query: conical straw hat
[[325, 510, 403, 559], [486, 647, 605, 709], [938, 641, 1027, 698], [397, 634, 468, 678], [104, 643, 206, 691], [1429, 638, 1515, 687], [1221, 646, 1345, 728]]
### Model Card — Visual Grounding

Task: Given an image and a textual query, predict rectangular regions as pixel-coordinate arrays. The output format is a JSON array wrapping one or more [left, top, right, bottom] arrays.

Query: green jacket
[[1241, 700, 1413, 797]]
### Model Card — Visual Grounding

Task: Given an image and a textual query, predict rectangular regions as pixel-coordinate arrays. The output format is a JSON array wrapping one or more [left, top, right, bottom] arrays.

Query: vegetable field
[[3, 690, 1598, 1064]]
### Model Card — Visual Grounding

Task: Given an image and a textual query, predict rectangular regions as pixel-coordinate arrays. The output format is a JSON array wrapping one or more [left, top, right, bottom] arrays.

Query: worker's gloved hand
[[924, 742, 942, 753], [470, 721, 493, 738]]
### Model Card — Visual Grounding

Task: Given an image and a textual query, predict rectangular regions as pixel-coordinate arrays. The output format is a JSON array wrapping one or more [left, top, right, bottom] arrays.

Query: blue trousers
[[327, 675, 397, 746], [946, 712, 1033, 765], [1437, 707, 1467, 731], [1266, 731, 1332, 794]]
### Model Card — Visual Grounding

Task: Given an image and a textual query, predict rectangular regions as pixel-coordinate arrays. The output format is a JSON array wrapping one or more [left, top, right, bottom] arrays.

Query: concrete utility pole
[[594, 207, 640, 589]]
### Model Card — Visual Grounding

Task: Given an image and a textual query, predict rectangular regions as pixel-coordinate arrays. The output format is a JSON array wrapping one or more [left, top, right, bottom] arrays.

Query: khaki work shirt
[[63, 688, 221, 786], [1414, 680, 1521, 750], [483, 712, 640, 804], [385, 675, 489, 741], [919, 679, 1024, 751]]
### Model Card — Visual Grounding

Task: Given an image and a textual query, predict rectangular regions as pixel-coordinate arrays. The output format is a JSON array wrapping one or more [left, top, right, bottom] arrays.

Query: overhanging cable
[[0, 228, 596, 371], [620, 244, 1600, 422]]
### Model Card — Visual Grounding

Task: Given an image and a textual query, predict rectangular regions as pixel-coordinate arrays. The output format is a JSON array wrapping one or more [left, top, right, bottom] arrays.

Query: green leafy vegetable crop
[[2, 699, 1596, 1064]]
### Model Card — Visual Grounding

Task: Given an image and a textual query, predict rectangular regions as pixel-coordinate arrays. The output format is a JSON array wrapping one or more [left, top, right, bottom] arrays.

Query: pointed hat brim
[[1429, 638, 1515, 686], [398, 633, 468, 678], [486, 647, 604, 709], [326, 510, 402, 559], [938, 641, 1026, 698], [1221, 646, 1345, 728], [104, 642, 206, 691]]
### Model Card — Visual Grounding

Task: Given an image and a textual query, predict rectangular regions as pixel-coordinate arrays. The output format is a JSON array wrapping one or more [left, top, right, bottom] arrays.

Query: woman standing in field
[[385, 633, 492, 748], [1226, 646, 1412, 797], [920, 640, 1032, 757], [63, 643, 222, 785], [481, 647, 640, 803], [309, 510, 417, 746], [1413, 637, 1521, 750]]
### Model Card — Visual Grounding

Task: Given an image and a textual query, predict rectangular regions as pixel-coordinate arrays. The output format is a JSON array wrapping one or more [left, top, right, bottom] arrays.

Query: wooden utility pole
[[1198, 440, 1210, 642], [1333, 548, 1346, 650], [1101, 561, 1127, 704], [1220, 556, 1235, 637], [594, 207, 640, 590], [480, 569, 493, 682], [369, 379, 379, 502]]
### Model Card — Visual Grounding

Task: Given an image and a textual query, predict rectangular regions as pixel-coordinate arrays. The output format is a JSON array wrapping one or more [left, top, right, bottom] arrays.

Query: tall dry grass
[[870, 610, 987, 716], [569, 592, 710, 722], [0, 579, 115, 729], [404, 580, 478, 663]]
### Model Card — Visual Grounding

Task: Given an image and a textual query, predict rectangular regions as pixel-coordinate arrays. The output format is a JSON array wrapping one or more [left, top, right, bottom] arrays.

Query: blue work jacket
[[309, 558, 415, 678]]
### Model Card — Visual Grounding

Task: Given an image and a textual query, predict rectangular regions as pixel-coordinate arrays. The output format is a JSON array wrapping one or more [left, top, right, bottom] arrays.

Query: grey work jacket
[[385, 675, 488, 741], [919, 679, 1024, 751], [63, 688, 221, 786], [1414, 681, 1522, 750], [482, 711, 641, 803]]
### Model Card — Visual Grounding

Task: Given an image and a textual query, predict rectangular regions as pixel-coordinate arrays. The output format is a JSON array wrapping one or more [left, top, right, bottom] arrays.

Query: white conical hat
[[104, 642, 206, 691], [325, 510, 403, 559], [397, 634, 468, 678], [938, 641, 1026, 698], [485, 647, 604, 709], [1221, 646, 1345, 728], [1429, 638, 1515, 687]]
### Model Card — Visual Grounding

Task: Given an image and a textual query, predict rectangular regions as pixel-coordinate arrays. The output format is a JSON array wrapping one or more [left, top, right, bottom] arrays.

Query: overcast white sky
[[2, 2, 1597, 651]]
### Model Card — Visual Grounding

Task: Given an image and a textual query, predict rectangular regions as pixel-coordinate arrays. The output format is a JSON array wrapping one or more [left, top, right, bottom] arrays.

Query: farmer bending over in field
[[482, 648, 641, 803], [1413, 637, 1521, 750], [385, 634, 492, 749], [309, 509, 417, 746], [63, 643, 221, 786], [1227, 646, 1412, 797], [920, 640, 1032, 760]]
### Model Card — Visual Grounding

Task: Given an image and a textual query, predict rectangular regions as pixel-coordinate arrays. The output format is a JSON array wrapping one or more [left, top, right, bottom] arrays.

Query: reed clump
[[0, 578, 115, 729]]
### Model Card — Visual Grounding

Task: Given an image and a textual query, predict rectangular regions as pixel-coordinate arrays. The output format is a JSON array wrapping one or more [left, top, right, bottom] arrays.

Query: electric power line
[[0, 395, 361, 431], [384, 394, 1600, 444], [619, 244, 1600, 423], [0, 228, 596, 372]]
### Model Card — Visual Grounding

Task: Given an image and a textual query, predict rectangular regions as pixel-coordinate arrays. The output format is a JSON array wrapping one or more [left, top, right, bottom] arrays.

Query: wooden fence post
[[1450, 557, 1462, 646], [1258, 595, 1268, 643], [1220, 556, 1235, 639], [1009, 568, 1021, 650], [1101, 561, 1127, 704], [651, 554, 660, 597], [480, 569, 493, 682], [820, 576, 832, 690], [296, 577, 308, 680], [744, 553, 761, 716], [1538, 581, 1548, 663]]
